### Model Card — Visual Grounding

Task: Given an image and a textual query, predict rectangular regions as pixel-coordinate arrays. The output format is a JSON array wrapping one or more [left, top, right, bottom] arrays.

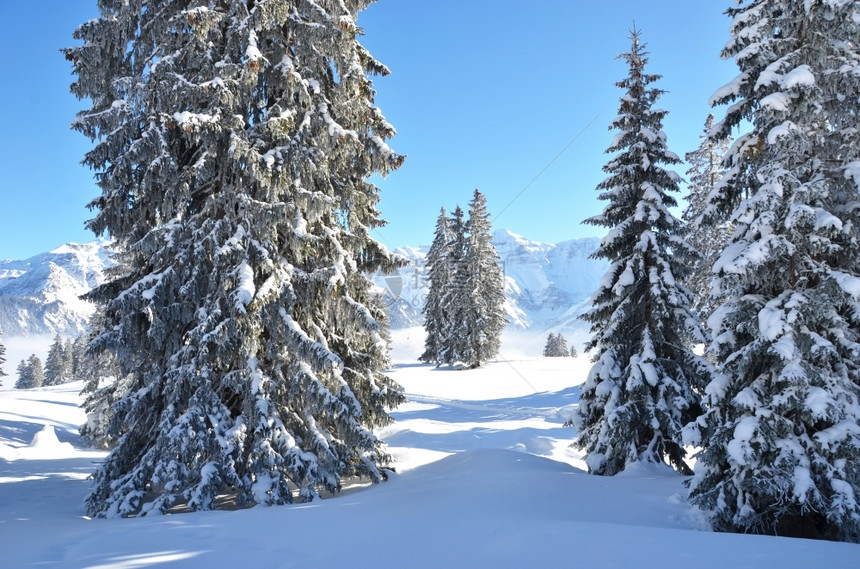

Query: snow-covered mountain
[[1, 230, 606, 343], [0, 240, 112, 337], [374, 229, 607, 340]]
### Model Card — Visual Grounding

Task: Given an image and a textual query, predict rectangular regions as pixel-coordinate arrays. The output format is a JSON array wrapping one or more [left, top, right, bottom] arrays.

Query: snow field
[[0, 330, 858, 567]]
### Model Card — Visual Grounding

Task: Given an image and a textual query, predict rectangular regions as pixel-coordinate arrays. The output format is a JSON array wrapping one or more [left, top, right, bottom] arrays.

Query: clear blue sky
[[0, 1, 736, 260]]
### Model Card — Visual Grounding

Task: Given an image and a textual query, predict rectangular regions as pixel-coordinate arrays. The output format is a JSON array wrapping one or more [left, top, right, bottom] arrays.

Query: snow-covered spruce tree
[[27, 355, 43, 389], [685, 0, 860, 542], [68, 0, 404, 517], [682, 114, 732, 320], [439, 205, 470, 366], [543, 333, 570, 358], [420, 207, 452, 365], [572, 29, 711, 476], [69, 335, 88, 378], [44, 334, 72, 387], [14, 360, 30, 389], [543, 333, 557, 357], [460, 189, 506, 368]]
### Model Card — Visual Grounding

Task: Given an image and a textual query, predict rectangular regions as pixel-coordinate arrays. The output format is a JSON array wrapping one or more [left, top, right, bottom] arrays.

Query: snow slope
[[1, 328, 858, 568]]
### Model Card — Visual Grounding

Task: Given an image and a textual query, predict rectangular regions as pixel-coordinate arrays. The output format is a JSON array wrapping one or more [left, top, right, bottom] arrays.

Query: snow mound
[[0, 425, 77, 461]]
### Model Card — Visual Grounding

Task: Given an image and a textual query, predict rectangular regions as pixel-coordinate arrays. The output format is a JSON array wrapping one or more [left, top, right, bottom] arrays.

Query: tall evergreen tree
[[682, 114, 732, 320], [461, 189, 506, 367], [14, 359, 30, 390], [543, 333, 557, 357], [685, 0, 860, 542], [70, 335, 88, 378], [420, 207, 452, 364], [27, 355, 43, 389], [440, 206, 470, 366], [68, 0, 404, 517], [543, 333, 570, 358], [44, 335, 71, 387], [572, 29, 711, 476]]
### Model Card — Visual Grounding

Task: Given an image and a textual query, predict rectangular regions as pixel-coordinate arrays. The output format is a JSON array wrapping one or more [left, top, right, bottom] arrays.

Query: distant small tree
[[44, 335, 72, 386], [28, 355, 44, 389], [569, 343, 578, 358], [543, 333, 570, 357], [16, 356, 44, 389], [461, 189, 507, 367], [437, 192, 506, 368], [543, 333, 556, 357], [420, 207, 453, 365], [440, 206, 470, 365], [15, 360, 29, 389], [70, 335, 88, 378]]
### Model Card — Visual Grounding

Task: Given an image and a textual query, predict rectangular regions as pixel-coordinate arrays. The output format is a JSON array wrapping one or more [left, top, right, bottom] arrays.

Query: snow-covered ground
[[1, 328, 858, 568]]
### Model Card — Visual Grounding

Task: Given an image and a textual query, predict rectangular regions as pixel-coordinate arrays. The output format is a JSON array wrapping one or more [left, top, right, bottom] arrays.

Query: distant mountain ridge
[[0, 240, 112, 337], [0, 231, 608, 341], [374, 229, 608, 337]]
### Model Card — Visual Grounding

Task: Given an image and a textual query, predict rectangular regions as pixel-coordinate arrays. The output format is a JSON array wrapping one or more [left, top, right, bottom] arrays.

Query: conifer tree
[[69, 0, 404, 517], [44, 335, 71, 387], [572, 29, 711, 476], [14, 360, 30, 390], [440, 206, 470, 366], [682, 114, 732, 320], [420, 207, 452, 364], [543, 333, 570, 357], [70, 335, 88, 378], [685, 0, 860, 542], [543, 333, 557, 357], [27, 355, 43, 389], [461, 189, 506, 367]]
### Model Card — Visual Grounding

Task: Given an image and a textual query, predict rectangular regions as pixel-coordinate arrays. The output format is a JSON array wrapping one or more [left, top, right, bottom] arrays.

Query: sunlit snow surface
[[1, 328, 858, 568]]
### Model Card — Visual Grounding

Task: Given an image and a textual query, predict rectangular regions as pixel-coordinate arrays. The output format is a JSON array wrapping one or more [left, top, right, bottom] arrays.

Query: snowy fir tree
[[435, 192, 506, 368], [14, 360, 28, 389], [543, 333, 570, 358], [44, 335, 73, 387], [69, 335, 88, 378], [439, 205, 470, 366], [420, 207, 452, 364], [460, 189, 507, 367], [685, 0, 860, 542], [572, 29, 711, 477], [68, 0, 404, 517], [15, 355, 44, 390], [682, 114, 732, 320]]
